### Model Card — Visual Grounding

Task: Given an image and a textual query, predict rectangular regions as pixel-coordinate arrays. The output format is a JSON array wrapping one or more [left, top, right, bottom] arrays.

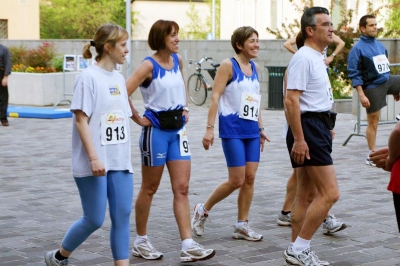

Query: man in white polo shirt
[[283, 7, 340, 266]]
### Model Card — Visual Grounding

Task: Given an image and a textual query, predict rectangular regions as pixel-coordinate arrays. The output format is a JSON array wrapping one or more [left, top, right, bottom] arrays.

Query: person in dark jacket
[[0, 44, 12, 126], [347, 15, 400, 167]]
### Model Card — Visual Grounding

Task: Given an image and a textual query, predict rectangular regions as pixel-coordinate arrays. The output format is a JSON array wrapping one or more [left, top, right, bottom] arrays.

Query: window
[[269, 0, 282, 30], [135, 0, 205, 2], [265, 0, 271, 28], [0, 20, 8, 39], [236, 0, 243, 28]]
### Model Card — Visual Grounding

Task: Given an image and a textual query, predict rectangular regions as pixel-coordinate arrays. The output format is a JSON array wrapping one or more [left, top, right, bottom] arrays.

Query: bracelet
[[259, 127, 264, 132], [332, 53, 336, 57], [207, 125, 214, 128]]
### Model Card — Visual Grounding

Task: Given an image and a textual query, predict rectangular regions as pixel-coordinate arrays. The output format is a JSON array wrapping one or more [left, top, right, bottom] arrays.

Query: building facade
[[220, 0, 389, 39], [0, 0, 39, 40], [131, 0, 210, 40]]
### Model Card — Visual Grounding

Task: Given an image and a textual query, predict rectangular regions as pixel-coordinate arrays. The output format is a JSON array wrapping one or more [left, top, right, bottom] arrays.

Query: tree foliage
[[383, 0, 400, 37], [183, 1, 208, 39], [182, 0, 220, 40], [266, 0, 395, 98], [40, 0, 136, 39]]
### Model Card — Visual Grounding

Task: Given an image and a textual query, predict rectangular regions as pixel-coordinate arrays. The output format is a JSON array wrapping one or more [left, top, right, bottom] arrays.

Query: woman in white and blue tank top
[[190, 27, 270, 242], [126, 20, 215, 263]]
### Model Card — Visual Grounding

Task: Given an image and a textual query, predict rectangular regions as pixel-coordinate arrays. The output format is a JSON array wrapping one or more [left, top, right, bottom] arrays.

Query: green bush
[[51, 55, 64, 71], [9, 45, 27, 66], [24, 42, 56, 68], [9, 42, 61, 73]]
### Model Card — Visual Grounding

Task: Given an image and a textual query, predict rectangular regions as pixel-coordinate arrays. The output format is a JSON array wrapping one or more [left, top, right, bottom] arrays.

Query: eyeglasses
[[310, 22, 334, 29], [304, 7, 329, 16]]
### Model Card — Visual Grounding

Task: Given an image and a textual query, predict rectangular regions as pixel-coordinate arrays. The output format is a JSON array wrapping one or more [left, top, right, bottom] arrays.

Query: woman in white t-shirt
[[45, 24, 134, 266]]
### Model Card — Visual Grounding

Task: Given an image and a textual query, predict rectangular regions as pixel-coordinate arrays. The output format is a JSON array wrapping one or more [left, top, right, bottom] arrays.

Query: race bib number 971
[[373, 54, 390, 74], [101, 111, 128, 145], [239, 92, 261, 122]]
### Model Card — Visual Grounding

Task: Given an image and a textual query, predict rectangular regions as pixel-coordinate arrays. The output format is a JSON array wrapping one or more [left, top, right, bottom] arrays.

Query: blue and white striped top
[[218, 58, 260, 139]]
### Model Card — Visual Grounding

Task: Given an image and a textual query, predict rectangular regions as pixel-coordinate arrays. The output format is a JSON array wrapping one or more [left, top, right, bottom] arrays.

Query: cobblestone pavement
[[1, 100, 400, 266]]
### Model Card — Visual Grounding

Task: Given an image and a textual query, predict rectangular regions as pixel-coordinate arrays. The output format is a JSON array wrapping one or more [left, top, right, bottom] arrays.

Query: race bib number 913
[[239, 92, 261, 122], [101, 111, 128, 145]]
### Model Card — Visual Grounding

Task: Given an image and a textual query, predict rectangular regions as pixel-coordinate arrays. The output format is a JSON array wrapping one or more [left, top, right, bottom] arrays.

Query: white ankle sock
[[197, 204, 208, 216], [135, 235, 148, 245], [235, 220, 247, 228], [182, 238, 194, 251], [292, 236, 311, 254]]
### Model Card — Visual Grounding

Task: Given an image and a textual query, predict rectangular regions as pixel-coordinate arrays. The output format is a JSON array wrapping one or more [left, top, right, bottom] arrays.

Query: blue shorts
[[139, 126, 191, 166], [221, 138, 260, 167], [286, 116, 333, 168]]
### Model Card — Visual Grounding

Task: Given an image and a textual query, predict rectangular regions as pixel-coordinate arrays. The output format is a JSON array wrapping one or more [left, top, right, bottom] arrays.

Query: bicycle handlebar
[[188, 56, 215, 67]]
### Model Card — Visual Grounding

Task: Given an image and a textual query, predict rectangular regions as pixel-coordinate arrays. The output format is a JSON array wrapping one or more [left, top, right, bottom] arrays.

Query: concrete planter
[[8, 72, 76, 106], [332, 98, 352, 114]]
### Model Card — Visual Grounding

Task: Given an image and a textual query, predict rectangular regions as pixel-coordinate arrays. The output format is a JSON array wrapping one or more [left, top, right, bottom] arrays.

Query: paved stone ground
[[1, 100, 400, 266]]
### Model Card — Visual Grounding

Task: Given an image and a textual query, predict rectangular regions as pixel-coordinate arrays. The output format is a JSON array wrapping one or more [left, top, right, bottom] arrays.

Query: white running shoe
[[191, 203, 209, 236], [180, 241, 215, 262], [284, 245, 329, 266], [366, 157, 376, 167], [44, 250, 69, 266], [277, 212, 292, 226], [323, 214, 347, 235], [131, 238, 163, 260], [232, 220, 263, 241]]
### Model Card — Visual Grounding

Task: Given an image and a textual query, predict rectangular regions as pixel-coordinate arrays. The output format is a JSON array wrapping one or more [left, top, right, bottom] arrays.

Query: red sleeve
[[388, 159, 400, 194]]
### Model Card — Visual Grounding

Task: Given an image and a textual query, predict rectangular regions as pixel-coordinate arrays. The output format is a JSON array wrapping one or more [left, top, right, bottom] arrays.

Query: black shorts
[[364, 75, 400, 114], [286, 116, 333, 168]]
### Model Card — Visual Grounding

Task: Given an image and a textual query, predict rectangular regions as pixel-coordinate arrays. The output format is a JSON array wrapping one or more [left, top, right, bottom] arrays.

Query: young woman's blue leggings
[[61, 170, 133, 260]]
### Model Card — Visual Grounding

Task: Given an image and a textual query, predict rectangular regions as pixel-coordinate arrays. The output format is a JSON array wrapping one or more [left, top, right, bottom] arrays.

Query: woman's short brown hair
[[231, 26, 259, 54], [148, 20, 180, 51]]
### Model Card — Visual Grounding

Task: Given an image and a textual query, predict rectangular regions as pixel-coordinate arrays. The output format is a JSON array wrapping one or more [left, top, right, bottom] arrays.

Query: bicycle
[[187, 56, 220, 106]]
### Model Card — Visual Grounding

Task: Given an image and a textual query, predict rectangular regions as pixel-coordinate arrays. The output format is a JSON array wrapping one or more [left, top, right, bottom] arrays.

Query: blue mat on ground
[[7, 106, 72, 119]]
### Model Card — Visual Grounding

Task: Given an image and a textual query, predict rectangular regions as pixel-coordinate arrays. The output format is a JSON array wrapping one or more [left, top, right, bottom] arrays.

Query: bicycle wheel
[[187, 74, 207, 106]]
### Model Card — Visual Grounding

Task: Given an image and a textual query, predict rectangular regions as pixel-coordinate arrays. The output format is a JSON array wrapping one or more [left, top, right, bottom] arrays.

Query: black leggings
[[393, 193, 400, 232]]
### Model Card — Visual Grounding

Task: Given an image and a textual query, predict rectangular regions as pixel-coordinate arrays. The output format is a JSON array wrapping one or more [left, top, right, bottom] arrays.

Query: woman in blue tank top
[[191, 26, 270, 241], [126, 20, 215, 263]]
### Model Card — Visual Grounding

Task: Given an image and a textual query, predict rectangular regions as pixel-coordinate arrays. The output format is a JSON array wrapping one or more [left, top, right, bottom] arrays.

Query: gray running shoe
[[284, 245, 328, 266], [191, 203, 209, 236], [277, 212, 292, 226], [323, 214, 347, 235], [44, 250, 69, 266], [180, 241, 215, 262], [131, 238, 163, 260], [366, 157, 376, 167], [232, 220, 263, 241]]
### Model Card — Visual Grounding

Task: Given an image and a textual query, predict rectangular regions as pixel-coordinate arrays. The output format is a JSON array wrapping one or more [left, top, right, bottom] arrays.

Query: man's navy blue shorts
[[286, 115, 333, 168]]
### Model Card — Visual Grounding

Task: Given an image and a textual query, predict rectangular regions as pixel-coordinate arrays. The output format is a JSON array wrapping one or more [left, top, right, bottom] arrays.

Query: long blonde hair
[[83, 24, 128, 62]]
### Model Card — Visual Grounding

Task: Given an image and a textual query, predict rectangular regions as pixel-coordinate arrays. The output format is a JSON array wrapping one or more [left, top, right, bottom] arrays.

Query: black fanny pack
[[301, 111, 337, 130], [156, 109, 183, 130]]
